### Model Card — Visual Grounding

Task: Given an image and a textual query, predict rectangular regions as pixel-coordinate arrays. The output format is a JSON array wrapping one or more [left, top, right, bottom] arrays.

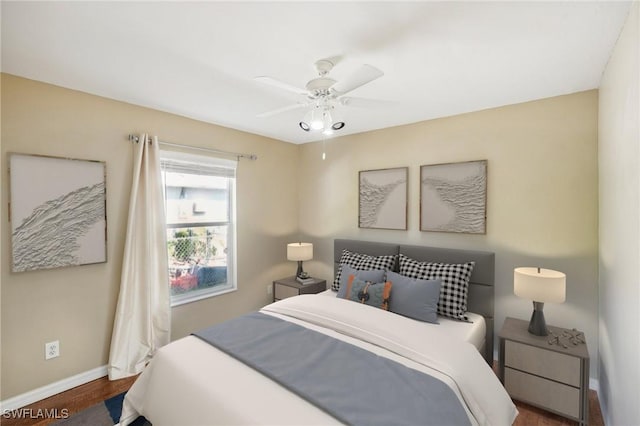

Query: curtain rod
[[128, 134, 258, 161]]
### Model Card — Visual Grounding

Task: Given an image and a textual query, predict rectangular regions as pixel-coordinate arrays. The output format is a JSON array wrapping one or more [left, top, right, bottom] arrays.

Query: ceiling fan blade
[[339, 96, 393, 109], [257, 102, 309, 118], [332, 64, 384, 96], [254, 76, 308, 96]]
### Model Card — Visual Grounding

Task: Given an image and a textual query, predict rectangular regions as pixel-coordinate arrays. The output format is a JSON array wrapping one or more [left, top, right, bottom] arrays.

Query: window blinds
[[160, 150, 237, 178]]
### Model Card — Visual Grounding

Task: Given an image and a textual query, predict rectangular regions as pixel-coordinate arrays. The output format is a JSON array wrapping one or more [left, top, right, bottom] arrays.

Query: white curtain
[[108, 133, 170, 380]]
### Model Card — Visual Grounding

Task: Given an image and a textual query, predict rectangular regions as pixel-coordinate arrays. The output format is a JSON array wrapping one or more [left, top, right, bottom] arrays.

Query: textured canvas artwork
[[9, 153, 107, 272], [420, 160, 487, 234], [359, 167, 407, 230]]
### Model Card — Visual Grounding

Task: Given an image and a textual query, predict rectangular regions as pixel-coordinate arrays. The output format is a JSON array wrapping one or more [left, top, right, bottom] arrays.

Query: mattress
[[317, 289, 487, 350], [121, 295, 516, 426]]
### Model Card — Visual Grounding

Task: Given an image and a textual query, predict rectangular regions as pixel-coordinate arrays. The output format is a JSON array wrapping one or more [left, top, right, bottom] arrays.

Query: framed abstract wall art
[[420, 160, 487, 234], [359, 167, 408, 230], [9, 153, 107, 272]]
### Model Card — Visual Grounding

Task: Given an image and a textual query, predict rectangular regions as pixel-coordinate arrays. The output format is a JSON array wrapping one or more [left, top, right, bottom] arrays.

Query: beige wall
[[299, 91, 600, 380], [598, 2, 640, 425], [0, 74, 299, 399]]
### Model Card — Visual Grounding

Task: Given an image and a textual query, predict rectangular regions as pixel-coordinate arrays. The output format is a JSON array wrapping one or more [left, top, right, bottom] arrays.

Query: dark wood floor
[[0, 375, 137, 426], [513, 390, 604, 426], [1, 373, 604, 426]]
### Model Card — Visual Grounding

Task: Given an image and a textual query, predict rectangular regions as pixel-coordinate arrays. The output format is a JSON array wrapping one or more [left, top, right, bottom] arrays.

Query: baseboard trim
[[0, 365, 108, 412]]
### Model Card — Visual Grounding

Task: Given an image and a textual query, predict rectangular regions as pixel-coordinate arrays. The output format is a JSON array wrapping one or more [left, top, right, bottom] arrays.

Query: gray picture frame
[[420, 160, 487, 234], [359, 167, 408, 230], [9, 153, 107, 272]]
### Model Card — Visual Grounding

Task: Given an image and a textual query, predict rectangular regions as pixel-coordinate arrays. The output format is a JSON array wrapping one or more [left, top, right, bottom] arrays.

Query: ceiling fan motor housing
[[305, 77, 336, 95]]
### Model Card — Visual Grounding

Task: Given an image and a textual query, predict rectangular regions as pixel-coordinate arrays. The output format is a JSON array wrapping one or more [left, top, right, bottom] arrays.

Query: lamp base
[[528, 301, 548, 336], [296, 261, 305, 278]]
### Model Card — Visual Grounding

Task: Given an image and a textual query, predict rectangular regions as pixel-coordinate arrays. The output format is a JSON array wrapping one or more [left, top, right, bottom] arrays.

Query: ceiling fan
[[255, 59, 384, 134]]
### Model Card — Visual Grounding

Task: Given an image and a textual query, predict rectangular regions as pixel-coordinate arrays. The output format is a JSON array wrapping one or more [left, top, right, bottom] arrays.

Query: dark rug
[[53, 392, 150, 426]]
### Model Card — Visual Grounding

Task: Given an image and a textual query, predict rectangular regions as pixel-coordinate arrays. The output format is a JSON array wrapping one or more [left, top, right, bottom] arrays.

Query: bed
[[120, 239, 516, 426]]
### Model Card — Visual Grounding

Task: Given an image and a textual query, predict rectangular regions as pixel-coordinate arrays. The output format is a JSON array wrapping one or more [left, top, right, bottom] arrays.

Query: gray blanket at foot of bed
[[193, 312, 471, 426]]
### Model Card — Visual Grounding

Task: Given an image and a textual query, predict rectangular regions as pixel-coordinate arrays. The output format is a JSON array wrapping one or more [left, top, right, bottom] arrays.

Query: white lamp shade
[[514, 267, 566, 303], [287, 243, 313, 261]]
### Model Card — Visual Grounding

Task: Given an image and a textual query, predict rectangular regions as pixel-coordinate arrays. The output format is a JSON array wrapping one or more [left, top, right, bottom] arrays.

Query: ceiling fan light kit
[[310, 107, 325, 130], [257, 58, 383, 137], [299, 103, 345, 135]]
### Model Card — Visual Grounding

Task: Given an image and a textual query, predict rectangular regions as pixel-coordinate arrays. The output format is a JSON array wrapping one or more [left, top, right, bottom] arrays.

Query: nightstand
[[499, 317, 590, 425], [272, 276, 326, 302]]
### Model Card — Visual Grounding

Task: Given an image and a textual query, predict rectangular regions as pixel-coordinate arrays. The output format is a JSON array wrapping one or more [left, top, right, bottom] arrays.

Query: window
[[160, 150, 237, 306]]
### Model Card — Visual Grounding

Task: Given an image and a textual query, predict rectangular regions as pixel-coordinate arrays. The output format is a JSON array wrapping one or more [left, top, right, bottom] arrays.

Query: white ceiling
[[1, 1, 632, 144]]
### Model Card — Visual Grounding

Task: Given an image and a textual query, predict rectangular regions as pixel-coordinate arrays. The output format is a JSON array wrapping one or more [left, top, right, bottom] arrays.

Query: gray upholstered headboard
[[333, 239, 495, 365]]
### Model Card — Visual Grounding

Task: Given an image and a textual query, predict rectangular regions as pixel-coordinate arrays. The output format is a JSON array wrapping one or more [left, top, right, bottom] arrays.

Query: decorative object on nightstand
[[296, 276, 316, 285], [272, 276, 327, 302], [514, 267, 566, 336], [548, 328, 586, 348], [287, 242, 313, 279], [499, 317, 589, 425]]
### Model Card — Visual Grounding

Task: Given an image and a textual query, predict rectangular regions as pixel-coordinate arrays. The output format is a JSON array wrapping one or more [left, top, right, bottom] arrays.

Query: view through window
[[160, 151, 236, 305]]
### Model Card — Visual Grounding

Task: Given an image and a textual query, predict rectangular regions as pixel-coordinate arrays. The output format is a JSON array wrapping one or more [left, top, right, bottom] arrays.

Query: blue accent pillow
[[387, 271, 441, 324], [336, 264, 386, 298], [340, 277, 392, 311]]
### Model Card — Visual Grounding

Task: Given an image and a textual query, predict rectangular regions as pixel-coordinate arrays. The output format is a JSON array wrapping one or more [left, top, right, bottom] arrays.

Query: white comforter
[[121, 295, 517, 426]]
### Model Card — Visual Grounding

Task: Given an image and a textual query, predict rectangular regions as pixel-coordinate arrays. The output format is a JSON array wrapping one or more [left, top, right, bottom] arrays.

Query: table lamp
[[514, 267, 566, 336], [287, 242, 313, 278]]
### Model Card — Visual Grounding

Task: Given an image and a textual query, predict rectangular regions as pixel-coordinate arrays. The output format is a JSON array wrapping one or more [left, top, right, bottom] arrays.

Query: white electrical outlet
[[267, 284, 272, 296], [45, 340, 60, 360]]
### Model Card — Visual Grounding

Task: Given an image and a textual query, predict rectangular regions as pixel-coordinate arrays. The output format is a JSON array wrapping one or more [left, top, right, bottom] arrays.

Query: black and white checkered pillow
[[398, 254, 475, 321], [332, 250, 397, 292]]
